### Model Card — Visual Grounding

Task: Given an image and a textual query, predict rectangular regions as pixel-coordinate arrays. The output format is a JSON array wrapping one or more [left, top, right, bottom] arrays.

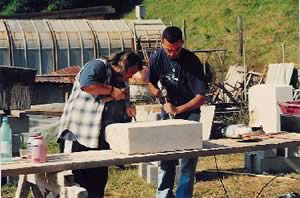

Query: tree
[[0, 0, 140, 15], [15, 0, 48, 13]]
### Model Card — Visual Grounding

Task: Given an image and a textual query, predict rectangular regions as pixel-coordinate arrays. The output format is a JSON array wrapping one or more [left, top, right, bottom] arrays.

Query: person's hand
[[155, 90, 166, 104], [126, 104, 136, 118], [163, 102, 177, 116], [111, 87, 125, 100]]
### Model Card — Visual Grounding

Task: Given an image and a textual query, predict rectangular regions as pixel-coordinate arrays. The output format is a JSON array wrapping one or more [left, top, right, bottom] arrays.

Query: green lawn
[[126, 0, 299, 70]]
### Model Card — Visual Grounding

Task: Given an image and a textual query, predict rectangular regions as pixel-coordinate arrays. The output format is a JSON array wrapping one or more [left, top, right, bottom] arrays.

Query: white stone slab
[[105, 119, 202, 155], [138, 163, 151, 179], [248, 84, 293, 133], [200, 105, 216, 140]]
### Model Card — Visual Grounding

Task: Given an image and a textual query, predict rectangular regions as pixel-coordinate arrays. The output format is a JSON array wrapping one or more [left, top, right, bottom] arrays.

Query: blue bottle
[[0, 116, 12, 162]]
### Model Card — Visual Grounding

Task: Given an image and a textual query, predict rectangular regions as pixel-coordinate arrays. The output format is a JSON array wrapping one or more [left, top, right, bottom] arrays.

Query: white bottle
[[0, 116, 12, 162]]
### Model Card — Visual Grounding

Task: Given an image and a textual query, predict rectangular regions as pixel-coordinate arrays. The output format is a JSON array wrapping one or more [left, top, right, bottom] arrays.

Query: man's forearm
[[175, 95, 206, 114], [148, 83, 160, 97], [81, 84, 113, 95]]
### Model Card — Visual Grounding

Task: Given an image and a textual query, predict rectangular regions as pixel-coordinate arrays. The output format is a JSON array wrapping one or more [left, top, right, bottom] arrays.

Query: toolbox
[[279, 100, 300, 116]]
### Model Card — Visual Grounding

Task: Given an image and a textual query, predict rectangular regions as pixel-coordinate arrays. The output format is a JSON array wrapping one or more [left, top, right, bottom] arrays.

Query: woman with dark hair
[[57, 51, 143, 198]]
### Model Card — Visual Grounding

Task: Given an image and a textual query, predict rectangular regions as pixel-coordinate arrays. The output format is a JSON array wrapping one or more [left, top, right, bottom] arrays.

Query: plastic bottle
[[27, 132, 41, 159], [0, 116, 12, 162], [31, 135, 47, 163]]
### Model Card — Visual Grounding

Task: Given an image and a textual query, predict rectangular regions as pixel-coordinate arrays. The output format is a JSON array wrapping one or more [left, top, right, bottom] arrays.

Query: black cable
[[255, 174, 280, 198], [214, 155, 229, 198]]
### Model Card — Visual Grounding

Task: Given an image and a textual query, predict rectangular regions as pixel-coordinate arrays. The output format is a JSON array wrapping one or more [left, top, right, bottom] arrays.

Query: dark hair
[[162, 26, 183, 43], [110, 51, 143, 71]]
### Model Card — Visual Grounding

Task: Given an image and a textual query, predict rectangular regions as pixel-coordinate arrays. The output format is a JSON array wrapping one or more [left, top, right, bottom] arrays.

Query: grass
[[1, 185, 16, 198], [106, 166, 156, 198], [106, 153, 300, 198], [125, 0, 299, 69]]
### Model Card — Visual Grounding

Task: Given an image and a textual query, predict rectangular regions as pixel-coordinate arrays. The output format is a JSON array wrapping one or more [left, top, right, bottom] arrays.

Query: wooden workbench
[[1, 132, 300, 198], [2, 132, 300, 177]]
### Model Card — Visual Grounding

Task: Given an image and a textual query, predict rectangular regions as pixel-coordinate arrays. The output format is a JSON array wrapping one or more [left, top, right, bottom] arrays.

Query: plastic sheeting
[[0, 19, 165, 74]]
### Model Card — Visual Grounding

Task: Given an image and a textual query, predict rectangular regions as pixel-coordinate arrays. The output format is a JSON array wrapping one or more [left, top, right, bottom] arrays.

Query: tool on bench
[[238, 127, 265, 142]]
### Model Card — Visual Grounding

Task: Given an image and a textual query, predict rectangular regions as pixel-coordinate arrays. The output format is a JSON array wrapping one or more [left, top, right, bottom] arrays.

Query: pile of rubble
[[207, 63, 300, 105]]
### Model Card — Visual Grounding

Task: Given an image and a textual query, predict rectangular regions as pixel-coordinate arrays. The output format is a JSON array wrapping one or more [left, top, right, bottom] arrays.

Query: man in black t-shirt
[[148, 26, 207, 198]]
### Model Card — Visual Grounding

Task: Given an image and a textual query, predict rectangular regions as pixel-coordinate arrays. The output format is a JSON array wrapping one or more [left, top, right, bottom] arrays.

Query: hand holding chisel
[[157, 81, 175, 119]]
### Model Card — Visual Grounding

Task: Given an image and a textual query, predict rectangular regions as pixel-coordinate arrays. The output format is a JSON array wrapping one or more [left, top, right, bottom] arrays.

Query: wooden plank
[[27, 103, 64, 116], [1, 133, 300, 177], [27, 174, 60, 194], [26, 171, 75, 194]]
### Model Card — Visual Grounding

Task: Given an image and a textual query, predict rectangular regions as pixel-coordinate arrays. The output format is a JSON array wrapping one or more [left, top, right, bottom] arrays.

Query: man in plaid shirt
[[57, 51, 143, 197]]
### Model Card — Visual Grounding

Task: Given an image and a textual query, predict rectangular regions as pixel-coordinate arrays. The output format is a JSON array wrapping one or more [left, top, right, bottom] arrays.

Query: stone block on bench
[[105, 119, 202, 155]]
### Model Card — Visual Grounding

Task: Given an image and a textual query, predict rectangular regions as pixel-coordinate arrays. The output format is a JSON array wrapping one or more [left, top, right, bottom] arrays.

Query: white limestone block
[[147, 164, 159, 184], [200, 105, 216, 140], [248, 84, 293, 133], [105, 119, 202, 155], [138, 163, 151, 179]]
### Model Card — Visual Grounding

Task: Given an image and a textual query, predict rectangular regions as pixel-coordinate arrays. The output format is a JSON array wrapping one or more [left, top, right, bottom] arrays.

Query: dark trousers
[[59, 139, 108, 198]]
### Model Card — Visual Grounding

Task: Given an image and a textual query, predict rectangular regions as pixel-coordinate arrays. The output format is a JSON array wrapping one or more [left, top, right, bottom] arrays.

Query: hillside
[[126, 0, 299, 70]]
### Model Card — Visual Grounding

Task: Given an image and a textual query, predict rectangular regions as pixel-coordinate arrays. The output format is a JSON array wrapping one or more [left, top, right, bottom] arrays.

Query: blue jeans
[[157, 112, 200, 198]]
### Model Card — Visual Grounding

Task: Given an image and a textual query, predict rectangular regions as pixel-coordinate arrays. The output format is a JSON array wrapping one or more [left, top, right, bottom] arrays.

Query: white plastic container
[[27, 132, 41, 159], [223, 124, 252, 138], [31, 136, 47, 163]]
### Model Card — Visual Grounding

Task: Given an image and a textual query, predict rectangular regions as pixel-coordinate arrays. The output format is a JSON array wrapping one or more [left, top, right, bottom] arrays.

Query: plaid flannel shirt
[[58, 59, 111, 148]]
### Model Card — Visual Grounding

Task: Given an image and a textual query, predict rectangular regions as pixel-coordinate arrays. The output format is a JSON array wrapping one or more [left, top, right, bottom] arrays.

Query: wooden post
[[182, 19, 186, 45], [237, 16, 243, 57], [243, 42, 247, 101], [282, 42, 285, 63]]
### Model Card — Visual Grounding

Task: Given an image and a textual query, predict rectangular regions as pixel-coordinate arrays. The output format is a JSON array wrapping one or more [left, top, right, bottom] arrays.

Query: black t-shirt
[[148, 48, 207, 115]]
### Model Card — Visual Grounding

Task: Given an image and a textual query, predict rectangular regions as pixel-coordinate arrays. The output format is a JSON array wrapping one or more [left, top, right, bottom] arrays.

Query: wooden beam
[[1, 133, 300, 177]]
